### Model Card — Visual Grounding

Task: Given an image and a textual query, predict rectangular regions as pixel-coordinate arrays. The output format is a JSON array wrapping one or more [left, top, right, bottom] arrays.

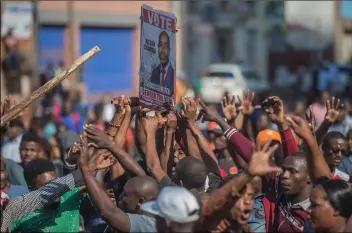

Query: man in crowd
[[1, 118, 24, 163], [141, 186, 200, 233], [322, 131, 351, 181], [0, 156, 28, 198], [10, 158, 83, 232]]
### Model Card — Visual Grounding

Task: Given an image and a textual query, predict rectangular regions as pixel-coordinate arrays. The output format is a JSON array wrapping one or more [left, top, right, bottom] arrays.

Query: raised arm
[[1, 169, 84, 231], [263, 96, 299, 158], [202, 141, 282, 230], [199, 99, 253, 162], [180, 97, 220, 176], [84, 125, 146, 177], [315, 97, 341, 145], [160, 113, 176, 176], [77, 135, 131, 233], [142, 115, 167, 182], [288, 116, 332, 182]]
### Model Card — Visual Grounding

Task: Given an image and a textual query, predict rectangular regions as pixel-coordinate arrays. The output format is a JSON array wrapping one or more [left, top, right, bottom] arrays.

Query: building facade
[[1, 1, 185, 101]]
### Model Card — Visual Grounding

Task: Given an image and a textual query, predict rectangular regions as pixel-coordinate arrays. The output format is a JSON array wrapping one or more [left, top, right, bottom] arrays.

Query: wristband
[[108, 122, 120, 129]]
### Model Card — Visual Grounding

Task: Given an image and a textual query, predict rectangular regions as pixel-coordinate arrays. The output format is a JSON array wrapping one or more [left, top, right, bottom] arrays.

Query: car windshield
[[242, 70, 259, 80], [206, 72, 234, 78]]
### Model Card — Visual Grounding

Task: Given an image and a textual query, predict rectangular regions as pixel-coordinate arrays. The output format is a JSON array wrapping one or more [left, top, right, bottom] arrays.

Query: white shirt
[[1, 134, 23, 163], [159, 62, 170, 85]]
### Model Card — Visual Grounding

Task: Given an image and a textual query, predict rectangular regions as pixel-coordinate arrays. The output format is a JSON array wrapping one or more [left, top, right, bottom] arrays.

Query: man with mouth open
[[322, 131, 351, 182]]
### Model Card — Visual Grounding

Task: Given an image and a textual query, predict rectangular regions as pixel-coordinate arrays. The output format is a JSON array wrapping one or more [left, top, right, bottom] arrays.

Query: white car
[[200, 63, 268, 103]]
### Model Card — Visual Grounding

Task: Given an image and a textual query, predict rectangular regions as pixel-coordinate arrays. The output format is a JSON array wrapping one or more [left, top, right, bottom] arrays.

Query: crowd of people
[[0, 86, 351, 232]]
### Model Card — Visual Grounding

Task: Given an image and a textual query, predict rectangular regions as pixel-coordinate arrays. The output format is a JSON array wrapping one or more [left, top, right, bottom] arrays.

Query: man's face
[[158, 33, 170, 66], [20, 142, 42, 165], [32, 171, 57, 191], [280, 156, 309, 196], [121, 180, 139, 213], [323, 138, 347, 168], [0, 158, 8, 190], [307, 186, 337, 231], [229, 183, 255, 225]]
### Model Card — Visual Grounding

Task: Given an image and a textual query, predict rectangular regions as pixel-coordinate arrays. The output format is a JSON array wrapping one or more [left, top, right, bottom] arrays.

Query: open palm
[[248, 140, 282, 176]]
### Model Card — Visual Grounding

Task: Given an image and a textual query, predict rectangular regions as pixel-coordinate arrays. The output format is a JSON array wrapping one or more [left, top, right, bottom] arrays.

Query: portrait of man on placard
[[149, 31, 175, 95]]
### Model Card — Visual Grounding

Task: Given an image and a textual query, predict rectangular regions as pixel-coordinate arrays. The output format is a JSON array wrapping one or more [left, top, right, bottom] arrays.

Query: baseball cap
[[207, 122, 223, 136], [256, 129, 281, 146], [140, 186, 200, 223]]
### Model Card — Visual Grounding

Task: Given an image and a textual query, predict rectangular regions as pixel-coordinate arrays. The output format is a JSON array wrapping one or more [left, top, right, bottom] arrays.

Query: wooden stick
[[1, 46, 101, 128]]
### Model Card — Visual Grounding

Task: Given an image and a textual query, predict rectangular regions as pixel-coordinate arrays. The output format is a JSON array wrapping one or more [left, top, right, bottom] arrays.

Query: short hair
[[322, 131, 346, 149], [285, 152, 308, 170], [23, 158, 56, 186], [317, 179, 352, 218], [9, 118, 24, 129], [175, 157, 207, 190], [20, 132, 42, 145]]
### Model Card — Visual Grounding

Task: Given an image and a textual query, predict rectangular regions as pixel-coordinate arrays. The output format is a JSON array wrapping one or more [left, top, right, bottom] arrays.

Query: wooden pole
[[1, 46, 101, 127]]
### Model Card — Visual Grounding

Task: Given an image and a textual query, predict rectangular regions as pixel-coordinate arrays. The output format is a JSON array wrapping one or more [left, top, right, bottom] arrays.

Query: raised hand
[[239, 89, 256, 116], [262, 96, 285, 125], [180, 97, 198, 122], [84, 124, 113, 149], [247, 140, 282, 176], [111, 95, 129, 114], [198, 99, 222, 123], [166, 113, 177, 132], [286, 115, 313, 141], [77, 134, 90, 169], [305, 105, 316, 135], [325, 96, 340, 123], [66, 143, 81, 165], [88, 150, 116, 172], [221, 94, 239, 122]]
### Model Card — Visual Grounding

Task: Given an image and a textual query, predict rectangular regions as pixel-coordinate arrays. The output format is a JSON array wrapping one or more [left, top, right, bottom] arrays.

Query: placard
[[139, 4, 177, 109]]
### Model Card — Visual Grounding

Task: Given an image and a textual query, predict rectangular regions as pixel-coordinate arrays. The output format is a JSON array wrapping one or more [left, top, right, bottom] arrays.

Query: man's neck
[[287, 186, 311, 205], [161, 61, 169, 69]]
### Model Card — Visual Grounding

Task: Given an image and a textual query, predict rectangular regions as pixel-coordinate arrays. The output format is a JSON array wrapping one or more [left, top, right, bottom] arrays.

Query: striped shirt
[[1, 170, 83, 232]]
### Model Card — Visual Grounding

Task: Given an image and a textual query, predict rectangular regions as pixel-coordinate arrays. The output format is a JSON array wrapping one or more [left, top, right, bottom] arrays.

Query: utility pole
[[31, 0, 40, 90], [68, 0, 77, 87]]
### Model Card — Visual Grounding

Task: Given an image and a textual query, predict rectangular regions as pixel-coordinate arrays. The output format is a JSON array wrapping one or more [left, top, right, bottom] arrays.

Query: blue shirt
[[7, 184, 29, 198], [338, 155, 352, 176]]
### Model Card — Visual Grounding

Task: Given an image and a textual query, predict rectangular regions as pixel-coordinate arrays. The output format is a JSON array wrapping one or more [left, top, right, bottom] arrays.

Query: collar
[[160, 62, 170, 72], [291, 198, 311, 211]]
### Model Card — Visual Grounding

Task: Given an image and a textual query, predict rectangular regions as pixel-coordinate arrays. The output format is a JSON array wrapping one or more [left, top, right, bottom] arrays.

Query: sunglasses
[[330, 148, 347, 155]]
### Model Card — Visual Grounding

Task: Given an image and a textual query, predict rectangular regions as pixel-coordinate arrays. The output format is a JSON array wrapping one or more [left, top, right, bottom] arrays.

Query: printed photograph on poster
[[139, 4, 177, 108]]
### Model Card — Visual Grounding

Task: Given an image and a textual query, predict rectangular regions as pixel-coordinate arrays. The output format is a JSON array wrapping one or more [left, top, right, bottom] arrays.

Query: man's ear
[[307, 175, 312, 185], [136, 197, 145, 212], [138, 197, 145, 205], [333, 208, 341, 217]]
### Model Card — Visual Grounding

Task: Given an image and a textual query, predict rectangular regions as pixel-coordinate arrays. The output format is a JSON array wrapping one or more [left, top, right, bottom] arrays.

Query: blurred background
[[0, 0, 351, 127]]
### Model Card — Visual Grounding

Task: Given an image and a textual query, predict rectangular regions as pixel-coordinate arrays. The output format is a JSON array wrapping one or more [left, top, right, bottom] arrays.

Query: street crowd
[[0, 85, 351, 233]]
